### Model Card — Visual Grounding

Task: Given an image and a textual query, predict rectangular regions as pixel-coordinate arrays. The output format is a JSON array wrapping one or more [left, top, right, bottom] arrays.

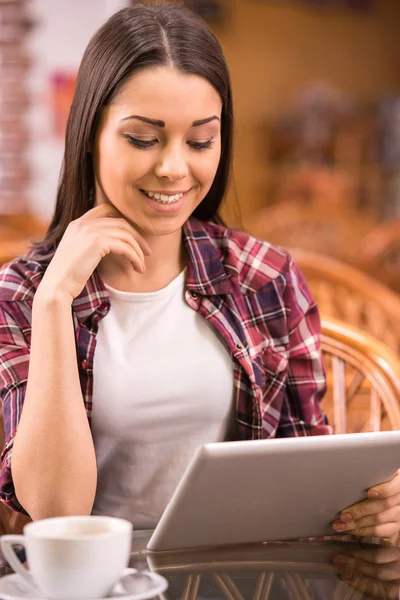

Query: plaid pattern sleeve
[[0, 301, 31, 513], [275, 256, 331, 437]]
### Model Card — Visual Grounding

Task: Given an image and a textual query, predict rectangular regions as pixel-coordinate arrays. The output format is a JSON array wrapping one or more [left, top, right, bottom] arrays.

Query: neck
[[98, 226, 186, 293]]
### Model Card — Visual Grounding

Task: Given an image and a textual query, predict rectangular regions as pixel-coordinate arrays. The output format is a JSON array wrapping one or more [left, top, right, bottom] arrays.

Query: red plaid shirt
[[0, 217, 330, 513]]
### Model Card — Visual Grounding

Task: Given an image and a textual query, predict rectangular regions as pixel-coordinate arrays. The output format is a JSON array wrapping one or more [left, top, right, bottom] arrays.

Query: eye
[[124, 135, 157, 149], [188, 138, 214, 151]]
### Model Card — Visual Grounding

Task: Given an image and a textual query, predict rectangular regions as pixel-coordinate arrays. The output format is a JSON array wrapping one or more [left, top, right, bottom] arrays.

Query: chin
[[135, 216, 187, 238]]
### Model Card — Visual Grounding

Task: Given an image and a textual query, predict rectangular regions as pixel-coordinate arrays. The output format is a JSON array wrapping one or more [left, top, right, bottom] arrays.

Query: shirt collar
[[183, 217, 234, 296], [72, 216, 234, 325]]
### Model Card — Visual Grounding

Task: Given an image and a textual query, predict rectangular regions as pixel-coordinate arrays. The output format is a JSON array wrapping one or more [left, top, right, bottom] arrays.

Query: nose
[[154, 144, 189, 181]]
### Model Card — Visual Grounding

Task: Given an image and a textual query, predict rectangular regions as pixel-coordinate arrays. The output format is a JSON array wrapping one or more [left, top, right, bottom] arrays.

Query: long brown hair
[[43, 3, 233, 248]]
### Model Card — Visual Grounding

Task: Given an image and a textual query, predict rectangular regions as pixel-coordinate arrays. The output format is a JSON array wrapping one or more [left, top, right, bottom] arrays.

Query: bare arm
[[9, 203, 151, 520], [11, 289, 97, 520]]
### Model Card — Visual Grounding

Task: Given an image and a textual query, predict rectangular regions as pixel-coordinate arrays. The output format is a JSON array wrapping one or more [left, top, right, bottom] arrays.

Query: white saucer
[[0, 568, 168, 600]]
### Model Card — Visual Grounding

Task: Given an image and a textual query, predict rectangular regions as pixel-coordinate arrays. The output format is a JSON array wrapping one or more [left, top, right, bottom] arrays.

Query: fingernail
[[367, 490, 379, 498], [340, 513, 353, 522], [340, 569, 353, 581], [332, 521, 347, 531], [332, 555, 347, 566]]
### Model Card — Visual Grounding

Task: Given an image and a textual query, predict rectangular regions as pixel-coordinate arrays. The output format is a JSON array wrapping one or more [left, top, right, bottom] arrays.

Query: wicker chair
[[320, 318, 400, 434], [291, 249, 400, 352]]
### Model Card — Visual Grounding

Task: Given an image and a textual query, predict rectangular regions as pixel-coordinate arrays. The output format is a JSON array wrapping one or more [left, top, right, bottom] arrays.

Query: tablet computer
[[147, 431, 400, 551]]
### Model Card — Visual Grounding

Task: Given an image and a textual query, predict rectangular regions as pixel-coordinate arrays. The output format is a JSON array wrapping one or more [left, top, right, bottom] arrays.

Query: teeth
[[143, 190, 184, 204]]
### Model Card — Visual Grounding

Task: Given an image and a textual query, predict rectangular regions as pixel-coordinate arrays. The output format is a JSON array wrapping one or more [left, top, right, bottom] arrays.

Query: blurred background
[[1, 1, 400, 239], [1, 1, 399, 232], [1, 0, 400, 336]]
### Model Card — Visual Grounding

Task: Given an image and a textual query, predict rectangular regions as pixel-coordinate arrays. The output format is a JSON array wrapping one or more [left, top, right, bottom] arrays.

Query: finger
[[106, 230, 146, 267], [96, 218, 152, 256], [368, 469, 400, 499], [106, 239, 145, 274], [339, 492, 400, 522], [333, 555, 400, 581], [339, 571, 400, 600], [334, 505, 400, 534], [81, 203, 122, 219], [103, 229, 147, 270]]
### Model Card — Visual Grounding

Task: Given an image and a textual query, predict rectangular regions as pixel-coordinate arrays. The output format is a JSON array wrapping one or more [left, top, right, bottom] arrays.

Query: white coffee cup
[[0, 515, 133, 600]]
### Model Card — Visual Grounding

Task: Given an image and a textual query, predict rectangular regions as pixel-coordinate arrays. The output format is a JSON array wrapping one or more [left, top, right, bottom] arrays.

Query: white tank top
[[91, 270, 235, 528]]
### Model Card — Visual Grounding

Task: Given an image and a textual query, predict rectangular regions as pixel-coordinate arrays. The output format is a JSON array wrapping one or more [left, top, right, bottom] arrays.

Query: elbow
[[11, 442, 97, 521], [15, 487, 95, 522], [12, 468, 96, 522]]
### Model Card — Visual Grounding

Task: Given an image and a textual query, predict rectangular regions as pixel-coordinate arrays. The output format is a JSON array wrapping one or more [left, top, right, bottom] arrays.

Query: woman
[[0, 3, 398, 538]]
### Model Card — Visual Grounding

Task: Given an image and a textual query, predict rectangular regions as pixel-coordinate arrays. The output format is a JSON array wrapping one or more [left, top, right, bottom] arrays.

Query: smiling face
[[92, 66, 223, 236]]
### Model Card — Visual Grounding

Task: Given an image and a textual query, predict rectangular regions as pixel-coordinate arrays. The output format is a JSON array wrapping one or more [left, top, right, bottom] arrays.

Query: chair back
[[292, 249, 400, 352], [321, 318, 400, 433]]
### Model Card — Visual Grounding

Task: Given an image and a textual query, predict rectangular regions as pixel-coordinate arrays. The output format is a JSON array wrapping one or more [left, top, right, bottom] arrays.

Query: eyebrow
[[119, 115, 220, 127]]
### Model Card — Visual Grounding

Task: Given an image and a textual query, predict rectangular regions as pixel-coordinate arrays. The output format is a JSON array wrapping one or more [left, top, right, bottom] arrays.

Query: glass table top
[[1, 532, 399, 599]]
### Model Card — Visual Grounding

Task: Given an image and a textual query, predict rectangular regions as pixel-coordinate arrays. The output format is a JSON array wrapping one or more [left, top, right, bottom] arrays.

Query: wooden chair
[[291, 249, 400, 352], [244, 201, 377, 262], [320, 318, 400, 434], [352, 218, 400, 294]]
